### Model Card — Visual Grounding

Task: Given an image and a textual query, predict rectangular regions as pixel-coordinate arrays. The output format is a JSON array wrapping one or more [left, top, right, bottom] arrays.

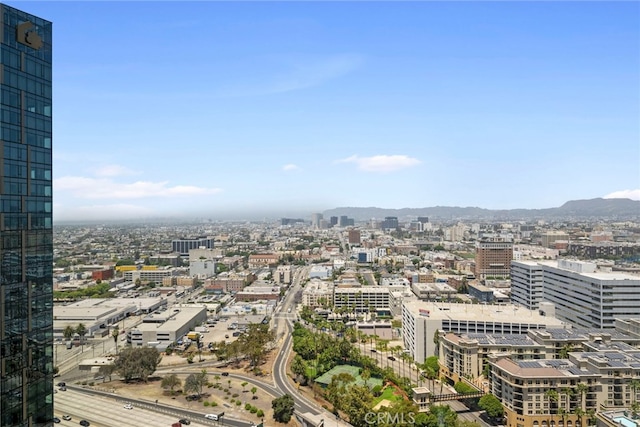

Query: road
[[55, 386, 254, 427], [271, 267, 354, 427]]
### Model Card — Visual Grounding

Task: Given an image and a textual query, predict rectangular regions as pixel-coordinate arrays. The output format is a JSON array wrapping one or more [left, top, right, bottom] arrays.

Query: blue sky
[[11, 1, 640, 221]]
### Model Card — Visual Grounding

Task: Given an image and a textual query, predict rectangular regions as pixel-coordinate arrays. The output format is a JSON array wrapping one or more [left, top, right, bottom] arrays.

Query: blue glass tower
[[0, 4, 53, 426]]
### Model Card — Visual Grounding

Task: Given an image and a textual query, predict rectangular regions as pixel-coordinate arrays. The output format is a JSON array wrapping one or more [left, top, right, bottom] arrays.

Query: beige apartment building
[[490, 347, 640, 427], [439, 326, 640, 427]]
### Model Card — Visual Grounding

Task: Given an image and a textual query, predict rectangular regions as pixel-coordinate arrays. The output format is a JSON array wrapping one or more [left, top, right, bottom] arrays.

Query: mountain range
[[322, 198, 640, 221]]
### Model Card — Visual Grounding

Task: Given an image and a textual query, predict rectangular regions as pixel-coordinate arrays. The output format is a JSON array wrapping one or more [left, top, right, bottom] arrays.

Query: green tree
[[113, 347, 162, 383], [76, 323, 87, 352], [361, 368, 371, 388], [63, 325, 75, 341], [97, 364, 116, 382], [184, 370, 208, 397], [251, 386, 257, 400], [427, 405, 458, 427], [327, 373, 355, 412], [291, 355, 307, 379], [574, 408, 585, 427], [479, 394, 504, 420], [272, 394, 295, 423], [75, 323, 87, 341], [576, 382, 588, 412], [161, 373, 182, 395], [342, 384, 374, 427], [545, 389, 559, 420], [630, 379, 640, 406]]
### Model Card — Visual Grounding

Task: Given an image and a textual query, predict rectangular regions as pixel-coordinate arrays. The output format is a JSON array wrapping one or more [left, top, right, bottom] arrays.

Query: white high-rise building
[[511, 259, 640, 328]]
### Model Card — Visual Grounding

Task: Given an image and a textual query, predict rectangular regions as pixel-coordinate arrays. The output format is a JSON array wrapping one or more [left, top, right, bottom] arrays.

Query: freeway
[[56, 386, 255, 427]]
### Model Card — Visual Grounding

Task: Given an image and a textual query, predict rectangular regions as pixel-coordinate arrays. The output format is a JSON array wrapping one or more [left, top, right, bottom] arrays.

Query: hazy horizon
[[13, 1, 638, 222]]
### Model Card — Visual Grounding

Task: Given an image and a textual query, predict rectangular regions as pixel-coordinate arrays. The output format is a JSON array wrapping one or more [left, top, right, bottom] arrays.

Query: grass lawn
[[373, 385, 405, 406]]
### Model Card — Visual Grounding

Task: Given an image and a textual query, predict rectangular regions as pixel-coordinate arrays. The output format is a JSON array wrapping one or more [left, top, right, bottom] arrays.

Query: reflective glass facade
[[0, 4, 53, 427]]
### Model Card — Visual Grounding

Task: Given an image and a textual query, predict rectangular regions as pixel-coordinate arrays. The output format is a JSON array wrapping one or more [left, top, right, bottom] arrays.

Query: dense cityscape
[[44, 208, 640, 427], [0, 2, 638, 427]]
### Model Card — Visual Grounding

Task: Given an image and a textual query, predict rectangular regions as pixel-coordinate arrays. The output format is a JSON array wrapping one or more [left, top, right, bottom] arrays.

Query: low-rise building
[[301, 280, 334, 308], [411, 282, 457, 300], [128, 305, 207, 348], [333, 287, 391, 314]]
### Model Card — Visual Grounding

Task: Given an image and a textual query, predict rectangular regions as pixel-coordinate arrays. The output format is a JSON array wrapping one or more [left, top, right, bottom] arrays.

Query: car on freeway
[[123, 403, 133, 410], [221, 372, 229, 376], [388, 356, 396, 361], [63, 415, 72, 421], [79, 421, 90, 427], [179, 419, 191, 425], [204, 414, 219, 421], [53, 417, 60, 423], [58, 386, 67, 391], [56, 382, 66, 387]]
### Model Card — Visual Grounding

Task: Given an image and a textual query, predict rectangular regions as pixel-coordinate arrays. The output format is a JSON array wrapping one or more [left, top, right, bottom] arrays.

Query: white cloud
[[603, 189, 640, 200], [335, 154, 421, 173], [94, 164, 139, 177], [282, 164, 301, 172], [55, 176, 222, 199]]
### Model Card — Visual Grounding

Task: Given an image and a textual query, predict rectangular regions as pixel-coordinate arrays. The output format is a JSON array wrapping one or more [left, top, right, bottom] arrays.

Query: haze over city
[[15, 1, 639, 222]]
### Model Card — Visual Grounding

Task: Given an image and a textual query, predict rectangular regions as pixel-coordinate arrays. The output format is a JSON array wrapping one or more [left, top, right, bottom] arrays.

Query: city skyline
[[15, 1, 639, 222]]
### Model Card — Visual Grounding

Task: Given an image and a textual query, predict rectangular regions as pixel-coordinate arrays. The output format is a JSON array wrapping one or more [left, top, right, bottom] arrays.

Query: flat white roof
[[403, 301, 564, 326]]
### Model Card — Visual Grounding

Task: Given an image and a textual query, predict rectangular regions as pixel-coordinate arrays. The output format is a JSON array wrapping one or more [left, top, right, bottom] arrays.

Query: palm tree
[[111, 326, 120, 354], [76, 323, 87, 352], [561, 387, 574, 412], [558, 408, 568, 427], [630, 379, 640, 406], [574, 407, 585, 427], [586, 409, 596, 427], [545, 389, 559, 426], [63, 325, 75, 342], [576, 382, 588, 412]]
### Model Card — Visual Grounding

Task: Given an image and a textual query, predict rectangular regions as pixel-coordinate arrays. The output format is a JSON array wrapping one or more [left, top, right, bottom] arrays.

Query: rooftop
[[403, 301, 565, 326]]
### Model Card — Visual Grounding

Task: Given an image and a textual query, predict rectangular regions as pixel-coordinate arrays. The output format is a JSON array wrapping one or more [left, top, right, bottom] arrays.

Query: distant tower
[[330, 216, 338, 227], [348, 229, 361, 245], [311, 213, 323, 229]]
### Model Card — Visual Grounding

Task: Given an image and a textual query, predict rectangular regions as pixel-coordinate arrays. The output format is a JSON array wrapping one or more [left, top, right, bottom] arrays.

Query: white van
[[204, 414, 219, 421]]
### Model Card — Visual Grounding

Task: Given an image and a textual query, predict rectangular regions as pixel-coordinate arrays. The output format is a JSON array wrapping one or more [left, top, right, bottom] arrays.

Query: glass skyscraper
[[0, 4, 53, 426]]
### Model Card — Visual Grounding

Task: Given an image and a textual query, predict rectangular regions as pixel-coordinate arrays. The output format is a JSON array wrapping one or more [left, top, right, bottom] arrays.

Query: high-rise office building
[[511, 260, 640, 329], [474, 237, 513, 279], [381, 216, 398, 230], [0, 4, 53, 426], [310, 213, 323, 229], [171, 236, 214, 256]]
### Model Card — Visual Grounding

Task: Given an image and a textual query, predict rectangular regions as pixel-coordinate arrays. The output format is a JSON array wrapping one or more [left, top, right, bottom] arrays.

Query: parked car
[[221, 372, 229, 376], [388, 356, 396, 361]]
